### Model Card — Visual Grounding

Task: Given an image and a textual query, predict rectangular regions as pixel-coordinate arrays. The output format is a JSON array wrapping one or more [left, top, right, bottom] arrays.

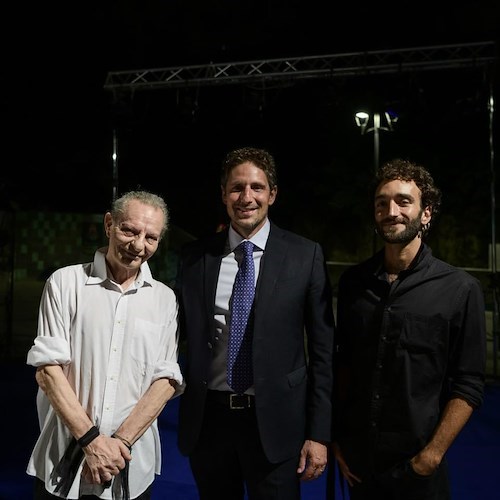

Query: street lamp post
[[112, 128, 119, 202], [355, 110, 398, 253], [355, 110, 397, 173]]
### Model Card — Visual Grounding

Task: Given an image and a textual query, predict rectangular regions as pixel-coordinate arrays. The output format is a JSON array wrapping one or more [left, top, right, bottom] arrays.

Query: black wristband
[[77, 425, 100, 448]]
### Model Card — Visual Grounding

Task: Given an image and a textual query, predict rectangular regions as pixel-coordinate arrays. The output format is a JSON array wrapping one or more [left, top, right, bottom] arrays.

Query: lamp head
[[384, 109, 399, 130], [355, 111, 370, 133]]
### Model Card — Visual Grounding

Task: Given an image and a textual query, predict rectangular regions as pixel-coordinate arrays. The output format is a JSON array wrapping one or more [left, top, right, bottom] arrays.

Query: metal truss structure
[[104, 41, 497, 95], [104, 41, 499, 378]]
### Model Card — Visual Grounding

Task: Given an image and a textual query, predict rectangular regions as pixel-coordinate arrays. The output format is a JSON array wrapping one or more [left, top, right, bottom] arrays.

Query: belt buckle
[[229, 393, 250, 410]]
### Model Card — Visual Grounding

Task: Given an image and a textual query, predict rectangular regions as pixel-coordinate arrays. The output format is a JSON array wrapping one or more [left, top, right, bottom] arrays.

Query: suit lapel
[[255, 225, 288, 321], [203, 230, 227, 325]]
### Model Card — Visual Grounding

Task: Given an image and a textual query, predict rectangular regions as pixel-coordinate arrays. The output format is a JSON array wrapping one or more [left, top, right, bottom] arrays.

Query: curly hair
[[375, 159, 442, 236], [221, 147, 278, 190]]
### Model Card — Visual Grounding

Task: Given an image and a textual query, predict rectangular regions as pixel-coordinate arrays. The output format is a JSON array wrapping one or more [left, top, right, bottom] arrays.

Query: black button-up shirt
[[334, 243, 486, 463]]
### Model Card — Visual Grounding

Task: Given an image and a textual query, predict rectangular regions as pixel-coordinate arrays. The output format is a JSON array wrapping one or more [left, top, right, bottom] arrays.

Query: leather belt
[[207, 390, 254, 409]]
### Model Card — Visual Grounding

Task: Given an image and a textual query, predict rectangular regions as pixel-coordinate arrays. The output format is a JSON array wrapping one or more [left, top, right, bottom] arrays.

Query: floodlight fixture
[[384, 110, 399, 130], [355, 110, 397, 135], [355, 111, 370, 132]]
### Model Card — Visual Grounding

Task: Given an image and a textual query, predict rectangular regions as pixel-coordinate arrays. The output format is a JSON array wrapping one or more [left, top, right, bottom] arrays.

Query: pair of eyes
[[375, 198, 413, 209], [227, 183, 268, 194], [116, 226, 159, 245]]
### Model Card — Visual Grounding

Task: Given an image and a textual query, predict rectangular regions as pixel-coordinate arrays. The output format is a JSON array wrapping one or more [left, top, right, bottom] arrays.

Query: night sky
[[2, 1, 500, 245]]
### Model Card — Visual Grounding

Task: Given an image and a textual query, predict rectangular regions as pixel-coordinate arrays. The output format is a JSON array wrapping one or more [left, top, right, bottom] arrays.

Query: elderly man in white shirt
[[26, 190, 184, 500]]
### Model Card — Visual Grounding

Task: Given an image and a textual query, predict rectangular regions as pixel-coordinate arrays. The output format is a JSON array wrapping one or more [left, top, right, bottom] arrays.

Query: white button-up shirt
[[26, 248, 184, 499], [210, 220, 269, 393]]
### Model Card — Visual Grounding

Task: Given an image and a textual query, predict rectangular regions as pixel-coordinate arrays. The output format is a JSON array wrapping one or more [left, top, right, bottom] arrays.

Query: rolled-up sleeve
[[449, 279, 487, 408], [151, 295, 185, 396], [27, 278, 72, 367], [27, 336, 71, 366]]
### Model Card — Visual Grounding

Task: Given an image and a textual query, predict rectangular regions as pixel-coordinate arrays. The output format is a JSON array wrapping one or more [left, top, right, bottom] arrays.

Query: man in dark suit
[[174, 146, 335, 500]]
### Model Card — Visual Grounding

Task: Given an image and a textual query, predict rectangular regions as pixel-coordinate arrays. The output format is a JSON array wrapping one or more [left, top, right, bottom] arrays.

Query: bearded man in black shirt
[[331, 159, 487, 500]]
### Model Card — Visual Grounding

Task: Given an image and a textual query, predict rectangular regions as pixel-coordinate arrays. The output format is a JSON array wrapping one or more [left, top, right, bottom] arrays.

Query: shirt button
[[207, 342, 213, 349], [374, 394, 380, 400]]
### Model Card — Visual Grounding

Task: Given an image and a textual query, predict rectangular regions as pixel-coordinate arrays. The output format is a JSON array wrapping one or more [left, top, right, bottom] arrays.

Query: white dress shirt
[[210, 219, 270, 394], [26, 248, 184, 499]]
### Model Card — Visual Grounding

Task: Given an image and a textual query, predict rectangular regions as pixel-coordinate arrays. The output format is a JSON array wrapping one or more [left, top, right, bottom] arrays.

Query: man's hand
[[81, 435, 132, 485], [297, 439, 328, 481]]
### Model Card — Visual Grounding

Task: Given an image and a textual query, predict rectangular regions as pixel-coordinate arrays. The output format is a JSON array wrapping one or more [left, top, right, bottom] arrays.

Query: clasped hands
[[81, 435, 132, 485]]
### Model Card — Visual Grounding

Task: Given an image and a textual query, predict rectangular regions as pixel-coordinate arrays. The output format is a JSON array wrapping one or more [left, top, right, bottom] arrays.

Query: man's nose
[[130, 235, 146, 251], [240, 186, 253, 201], [388, 200, 400, 216]]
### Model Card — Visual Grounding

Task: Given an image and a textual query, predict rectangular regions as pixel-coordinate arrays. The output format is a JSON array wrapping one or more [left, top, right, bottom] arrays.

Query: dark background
[[2, 7, 499, 497], [2, 1, 500, 264]]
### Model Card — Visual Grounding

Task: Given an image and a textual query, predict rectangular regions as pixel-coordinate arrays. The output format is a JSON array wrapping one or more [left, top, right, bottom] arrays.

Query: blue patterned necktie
[[227, 240, 255, 394]]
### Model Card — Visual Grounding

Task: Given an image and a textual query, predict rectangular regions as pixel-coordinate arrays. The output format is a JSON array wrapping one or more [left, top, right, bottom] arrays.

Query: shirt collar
[[89, 247, 154, 287], [228, 218, 270, 252]]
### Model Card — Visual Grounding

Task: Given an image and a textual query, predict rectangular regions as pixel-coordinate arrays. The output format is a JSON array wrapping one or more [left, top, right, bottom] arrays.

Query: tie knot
[[239, 240, 254, 257]]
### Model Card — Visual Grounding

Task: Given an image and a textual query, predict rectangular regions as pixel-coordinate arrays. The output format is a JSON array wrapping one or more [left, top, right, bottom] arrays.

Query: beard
[[376, 214, 422, 244]]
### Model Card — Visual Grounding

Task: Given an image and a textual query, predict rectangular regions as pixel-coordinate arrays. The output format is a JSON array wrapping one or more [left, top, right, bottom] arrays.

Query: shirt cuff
[[26, 336, 71, 366]]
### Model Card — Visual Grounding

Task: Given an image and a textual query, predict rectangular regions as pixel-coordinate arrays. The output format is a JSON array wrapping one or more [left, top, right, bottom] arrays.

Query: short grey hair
[[111, 190, 169, 238]]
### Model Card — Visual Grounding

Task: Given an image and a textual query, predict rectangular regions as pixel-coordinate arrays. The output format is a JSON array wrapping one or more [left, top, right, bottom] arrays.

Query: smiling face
[[374, 178, 431, 245], [221, 161, 277, 239], [104, 199, 165, 281]]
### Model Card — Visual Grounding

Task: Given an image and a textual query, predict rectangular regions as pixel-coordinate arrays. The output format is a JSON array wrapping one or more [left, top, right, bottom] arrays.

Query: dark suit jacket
[[175, 222, 335, 463]]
